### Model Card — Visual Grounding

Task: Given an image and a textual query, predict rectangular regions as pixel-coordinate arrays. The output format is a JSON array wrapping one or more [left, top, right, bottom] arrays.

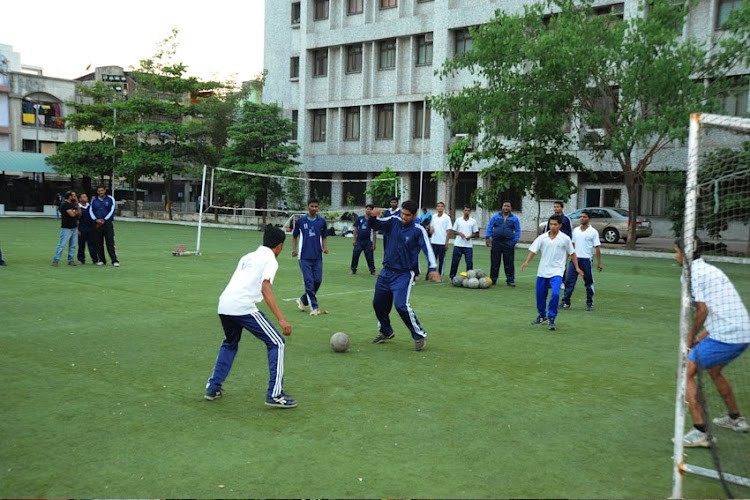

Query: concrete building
[[262, 0, 749, 229]]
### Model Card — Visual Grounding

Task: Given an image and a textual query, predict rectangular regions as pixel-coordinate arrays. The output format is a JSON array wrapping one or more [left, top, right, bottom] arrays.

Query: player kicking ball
[[368, 200, 440, 351], [204, 226, 297, 408]]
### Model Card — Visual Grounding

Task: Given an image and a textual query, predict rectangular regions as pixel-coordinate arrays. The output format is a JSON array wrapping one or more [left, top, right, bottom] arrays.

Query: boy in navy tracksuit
[[89, 186, 119, 266], [77, 193, 98, 264], [484, 200, 521, 287], [292, 199, 328, 315], [369, 200, 439, 351], [351, 204, 377, 275]]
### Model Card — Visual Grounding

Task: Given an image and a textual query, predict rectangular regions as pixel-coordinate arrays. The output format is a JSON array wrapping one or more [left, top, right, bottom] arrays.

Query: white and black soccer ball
[[466, 269, 477, 279], [452, 276, 464, 287], [478, 277, 490, 289], [466, 277, 480, 289], [330, 332, 351, 352]]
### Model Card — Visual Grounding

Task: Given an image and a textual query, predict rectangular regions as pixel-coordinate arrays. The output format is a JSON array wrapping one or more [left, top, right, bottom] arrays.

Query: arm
[[102, 196, 116, 222], [520, 251, 536, 271], [595, 245, 603, 271], [485, 215, 495, 247], [352, 224, 359, 247], [569, 252, 584, 276], [418, 226, 440, 281], [261, 279, 292, 336], [322, 235, 328, 254], [688, 302, 709, 348], [513, 217, 521, 245], [371, 230, 377, 251]]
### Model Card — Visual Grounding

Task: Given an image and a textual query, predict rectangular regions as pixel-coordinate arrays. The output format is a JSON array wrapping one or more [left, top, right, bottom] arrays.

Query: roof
[[0, 151, 56, 174]]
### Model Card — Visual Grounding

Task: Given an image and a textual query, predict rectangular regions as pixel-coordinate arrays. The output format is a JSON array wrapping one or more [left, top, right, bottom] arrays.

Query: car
[[537, 207, 653, 244]]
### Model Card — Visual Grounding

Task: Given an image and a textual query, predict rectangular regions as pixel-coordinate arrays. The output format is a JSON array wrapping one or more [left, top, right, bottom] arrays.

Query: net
[[672, 113, 750, 499]]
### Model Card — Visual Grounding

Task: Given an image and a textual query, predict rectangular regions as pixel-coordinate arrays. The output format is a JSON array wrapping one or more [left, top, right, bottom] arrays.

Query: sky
[[2, 0, 266, 83]]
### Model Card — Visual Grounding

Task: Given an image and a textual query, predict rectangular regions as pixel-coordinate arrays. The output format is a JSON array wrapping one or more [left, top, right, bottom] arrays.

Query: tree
[[366, 167, 400, 207], [432, 0, 750, 248], [217, 100, 300, 224], [432, 135, 476, 220]]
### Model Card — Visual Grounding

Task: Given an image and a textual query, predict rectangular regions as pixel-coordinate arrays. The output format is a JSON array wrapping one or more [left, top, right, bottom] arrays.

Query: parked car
[[537, 207, 653, 244]]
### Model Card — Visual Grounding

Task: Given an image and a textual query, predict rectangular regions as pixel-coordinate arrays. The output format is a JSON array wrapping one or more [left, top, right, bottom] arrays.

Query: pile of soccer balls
[[451, 269, 492, 289]]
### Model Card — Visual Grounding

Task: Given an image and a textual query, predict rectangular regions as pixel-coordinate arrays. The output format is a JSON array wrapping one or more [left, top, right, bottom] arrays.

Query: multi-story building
[[262, 0, 749, 229]]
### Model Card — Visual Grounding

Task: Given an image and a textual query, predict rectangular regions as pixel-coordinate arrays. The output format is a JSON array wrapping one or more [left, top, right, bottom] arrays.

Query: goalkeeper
[[675, 238, 750, 448]]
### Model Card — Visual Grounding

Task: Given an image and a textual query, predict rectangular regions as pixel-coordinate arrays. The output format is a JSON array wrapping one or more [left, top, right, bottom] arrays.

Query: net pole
[[419, 99, 426, 210], [671, 113, 703, 499], [195, 164, 207, 256]]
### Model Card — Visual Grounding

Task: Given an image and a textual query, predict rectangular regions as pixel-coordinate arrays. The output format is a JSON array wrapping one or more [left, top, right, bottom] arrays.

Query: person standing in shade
[[51, 191, 80, 267], [429, 201, 452, 278], [76, 193, 98, 265], [485, 201, 522, 287], [520, 215, 583, 331], [561, 210, 602, 311], [675, 238, 750, 447], [369, 200, 439, 351], [543, 201, 573, 238], [89, 186, 119, 267], [448, 205, 479, 280], [292, 198, 328, 316], [351, 204, 377, 275], [204, 226, 296, 408], [420, 207, 432, 230]]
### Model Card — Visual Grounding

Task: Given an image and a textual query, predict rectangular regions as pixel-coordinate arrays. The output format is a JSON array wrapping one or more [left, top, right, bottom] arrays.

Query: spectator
[[51, 191, 80, 267], [485, 201, 521, 287], [292, 198, 329, 316], [448, 205, 479, 280], [76, 193, 98, 265], [89, 186, 120, 267]]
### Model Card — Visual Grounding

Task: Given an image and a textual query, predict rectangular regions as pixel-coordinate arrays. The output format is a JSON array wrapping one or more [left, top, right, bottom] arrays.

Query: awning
[[0, 151, 56, 174]]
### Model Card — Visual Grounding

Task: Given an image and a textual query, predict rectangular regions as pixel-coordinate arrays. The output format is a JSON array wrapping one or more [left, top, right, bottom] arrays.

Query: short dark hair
[[581, 209, 591, 217], [463, 205, 472, 210], [401, 200, 418, 214], [263, 225, 286, 249], [64, 190, 76, 199], [548, 214, 563, 225], [554, 201, 564, 208], [307, 198, 319, 206], [390, 197, 399, 203], [502, 200, 512, 206], [674, 236, 703, 259], [365, 203, 374, 209], [96, 185, 106, 191]]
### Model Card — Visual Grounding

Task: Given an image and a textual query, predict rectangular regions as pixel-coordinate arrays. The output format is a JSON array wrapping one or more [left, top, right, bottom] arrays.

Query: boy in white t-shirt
[[521, 215, 583, 331], [561, 210, 603, 311], [429, 201, 452, 277], [204, 226, 297, 408]]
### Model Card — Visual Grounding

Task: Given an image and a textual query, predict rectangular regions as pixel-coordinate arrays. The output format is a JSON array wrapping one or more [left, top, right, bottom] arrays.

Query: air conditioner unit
[[424, 32, 433, 43]]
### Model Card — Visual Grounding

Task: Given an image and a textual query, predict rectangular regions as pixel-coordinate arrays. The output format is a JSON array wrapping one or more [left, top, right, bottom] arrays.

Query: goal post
[[672, 113, 750, 499]]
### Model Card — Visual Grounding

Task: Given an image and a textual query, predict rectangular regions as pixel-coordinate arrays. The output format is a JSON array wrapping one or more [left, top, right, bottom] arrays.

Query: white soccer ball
[[466, 269, 477, 279], [475, 269, 486, 279], [478, 277, 490, 289], [330, 332, 350, 352], [466, 277, 480, 289]]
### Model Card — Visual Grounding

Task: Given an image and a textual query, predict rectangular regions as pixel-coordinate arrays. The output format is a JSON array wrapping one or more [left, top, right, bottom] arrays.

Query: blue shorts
[[689, 337, 748, 369]]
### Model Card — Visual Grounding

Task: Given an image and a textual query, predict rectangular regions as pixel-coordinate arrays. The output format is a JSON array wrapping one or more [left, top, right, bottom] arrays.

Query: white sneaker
[[113, 262, 120, 267], [713, 415, 750, 433], [683, 428, 712, 448], [295, 298, 306, 312], [309, 309, 320, 316]]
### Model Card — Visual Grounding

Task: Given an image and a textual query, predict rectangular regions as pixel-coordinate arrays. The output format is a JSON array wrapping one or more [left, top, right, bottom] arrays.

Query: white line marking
[[282, 288, 373, 301]]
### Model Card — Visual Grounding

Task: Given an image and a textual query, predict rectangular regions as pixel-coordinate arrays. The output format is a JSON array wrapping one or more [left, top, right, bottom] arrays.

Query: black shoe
[[370, 270, 376, 275], [265, 392, 297, 408], [372, 332, 395, 344], [531, 315, 548, 326], [415, 337, 426, 351], [586, 305, 593, 311], [205, 388, 223, 400], [548, 319, 556, 331], [507, 282, 515, 288]]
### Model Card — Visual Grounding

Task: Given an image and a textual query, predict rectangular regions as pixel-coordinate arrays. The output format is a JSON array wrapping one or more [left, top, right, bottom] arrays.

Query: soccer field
[[0, 217, 748, 498]]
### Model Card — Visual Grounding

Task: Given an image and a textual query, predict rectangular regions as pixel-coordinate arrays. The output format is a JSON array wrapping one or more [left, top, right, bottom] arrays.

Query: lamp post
[[23, 97, 41, 153]]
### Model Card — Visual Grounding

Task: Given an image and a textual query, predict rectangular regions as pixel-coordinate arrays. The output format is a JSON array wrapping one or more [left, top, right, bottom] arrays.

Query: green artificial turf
[[0, 217, 748, 498]]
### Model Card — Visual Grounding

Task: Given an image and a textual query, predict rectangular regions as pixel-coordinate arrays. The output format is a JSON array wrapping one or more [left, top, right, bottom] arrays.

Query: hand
[[597, 263, 603, 272], [279, 319, 292, 336], [427, 271, 441, 282], [371, 208, 382, 217], [353, 240, 356, 247], [371, 244, 376, 251], [520, 262, 528, 271], [323, 248, 329, 254], [577, 268, 585, 277], [291, 249, 298, 257], [485, 238, 491, 247]]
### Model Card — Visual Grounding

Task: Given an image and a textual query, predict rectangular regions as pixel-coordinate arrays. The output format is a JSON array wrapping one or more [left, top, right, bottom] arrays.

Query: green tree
[[366, 167, 400, 207], [432, 135, 477, 220], [433, 0, 750, 248], [217, 100, 300, 224]]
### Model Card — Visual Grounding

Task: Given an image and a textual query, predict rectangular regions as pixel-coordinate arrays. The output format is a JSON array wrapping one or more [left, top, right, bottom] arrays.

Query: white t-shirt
[[452, 216, 479, 248], [690, 258, 750, 344], [571, 225, 601, 259], [528, 231, 574, 278], [430, 213, 452, 245], [218, 246, 278, 316]]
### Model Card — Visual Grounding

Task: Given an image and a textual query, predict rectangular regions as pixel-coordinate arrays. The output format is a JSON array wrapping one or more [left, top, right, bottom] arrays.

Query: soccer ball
[[330, 332, 350, 352], [466, 269, 477, 279], [475, 269, 486, 279], [451, 276, 464, 287], [478, 277, 490, 289], [466, 277, 480, 289]]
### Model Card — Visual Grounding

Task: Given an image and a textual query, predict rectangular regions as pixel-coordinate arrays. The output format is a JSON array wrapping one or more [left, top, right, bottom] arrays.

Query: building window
[[416, 34, 433, 66], [717, 0, 742, 29], [417, 0, 434, 2], [414, 102, 431, 138], [379, 39, 396, 70], [346, 44, 363, 73], [376, 104, 394, 139], [312, 109, 327, 142], [291, 2, 301, 24], [347, 0, 363, 14], [314, 0, 329, 20], [380, 0, 397, 8], [291, 110, 299, 141], [593, 3, 624, 19], [454, 28, 473, 56], [721, 76, 749, 117], [344, 107, 361, 140], [313, 48, 328, 77], [290, 57, 300, 79]]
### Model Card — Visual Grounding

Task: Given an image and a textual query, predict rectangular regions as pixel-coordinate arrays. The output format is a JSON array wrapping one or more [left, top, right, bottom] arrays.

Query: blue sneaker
[[265, 392, 297, 408], [205, 388, 223, 401]]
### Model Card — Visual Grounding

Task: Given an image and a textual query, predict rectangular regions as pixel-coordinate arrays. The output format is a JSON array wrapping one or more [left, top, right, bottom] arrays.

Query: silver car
[[537, 207, 653, 244]]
